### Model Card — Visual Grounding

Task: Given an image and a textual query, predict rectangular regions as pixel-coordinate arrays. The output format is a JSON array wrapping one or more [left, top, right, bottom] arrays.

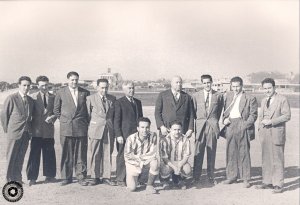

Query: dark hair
[[170, 120, 182, 128], [230, 76, 243, 86], [18, 76, 32, 84], [67, 71, 79, 79], [201, 74, 213, 83], [97, 78, 109, 86], [137, 117, 151, 126], [261, 78, 275, 87], [36, 76, 49, 84]]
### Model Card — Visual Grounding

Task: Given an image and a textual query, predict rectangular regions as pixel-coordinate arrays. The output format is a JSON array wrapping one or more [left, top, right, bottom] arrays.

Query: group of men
[[0, 71, 291, 194]]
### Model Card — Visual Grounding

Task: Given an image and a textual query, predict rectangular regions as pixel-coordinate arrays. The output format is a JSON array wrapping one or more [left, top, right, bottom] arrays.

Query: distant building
[[93, 68, 123, 90]]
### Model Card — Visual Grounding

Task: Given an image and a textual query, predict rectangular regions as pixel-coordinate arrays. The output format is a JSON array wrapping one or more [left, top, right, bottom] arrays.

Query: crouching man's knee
[[149, 159, 159, 175], [181, 163, 192, 177]]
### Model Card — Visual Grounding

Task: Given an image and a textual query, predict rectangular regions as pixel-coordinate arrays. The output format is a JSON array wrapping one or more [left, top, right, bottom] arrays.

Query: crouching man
[[124, 117, 159, 193], [160, 121, 192, 190]]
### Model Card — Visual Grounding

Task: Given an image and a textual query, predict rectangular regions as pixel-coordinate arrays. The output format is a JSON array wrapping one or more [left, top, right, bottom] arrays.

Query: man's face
[[97, 82, 108, 96], [231, 81, 243, 95], [68, 75, 79, 89], [170, 124, 182, 138], [263, 83, 275, 98], [202, 78, 212, 92], [38, 81, 49, 94], [123, 83, 135, 97], [19, 80, 31, 95], [171, 77, 182, 92], [137, 121, 150, 138]]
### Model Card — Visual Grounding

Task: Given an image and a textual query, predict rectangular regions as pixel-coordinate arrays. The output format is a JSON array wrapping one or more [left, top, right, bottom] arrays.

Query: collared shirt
[[126, 96, 134, 103], [124, 132, 157, 167], [171, 89, 181, 101], [204, 90, 212, 109], [40, 91, 49, 104], [19, 91, 27, 100], [68, 87, 78, 107], [160, 133, 191, 162], [229, 92, 242, 118]]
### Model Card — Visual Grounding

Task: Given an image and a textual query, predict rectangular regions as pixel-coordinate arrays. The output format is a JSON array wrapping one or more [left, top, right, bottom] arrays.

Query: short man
[[192, 75, 223, 185], [124, 117, 159, 193], [1, 76, 34, 183], [54, 71, 90, 186], [256, 78, 291, 193], [114, 81, 143, 186], [221, 76, 258, 188], [86, 79, 117, 186], [160, 121, 192, 190], [155, 76, 194, 138], [26, 76, 57, 186]]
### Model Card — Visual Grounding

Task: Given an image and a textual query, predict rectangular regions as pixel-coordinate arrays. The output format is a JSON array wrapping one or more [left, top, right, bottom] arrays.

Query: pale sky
[[0, 0, 298, 83]]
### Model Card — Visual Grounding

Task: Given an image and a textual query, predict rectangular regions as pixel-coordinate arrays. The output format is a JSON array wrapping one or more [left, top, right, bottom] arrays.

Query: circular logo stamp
[[2, 181, 23, 202]]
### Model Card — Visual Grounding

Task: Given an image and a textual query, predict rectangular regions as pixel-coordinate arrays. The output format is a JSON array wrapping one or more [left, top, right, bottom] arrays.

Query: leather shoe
[[103, 178, 117, 186], [255, 183, 273, 189], [243, 180, 251, 188], [88, 178, 101, 186], [29, 180, 36, 186], [208, 178, 218, 185], [45, 177, 56, 183], [78, 179, 88, 186], [272, 186, 283, 194], [117, 181, 126, 187], [60, 179, 72, 186], [223, 179, 237, 184]]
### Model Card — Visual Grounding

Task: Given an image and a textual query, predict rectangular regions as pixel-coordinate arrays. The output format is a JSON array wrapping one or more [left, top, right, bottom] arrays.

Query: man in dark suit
[[1, 76, 34, 183], [114, 81, 143, 186], [86, 79, 117, 186], [54, 71, 90, 186], [155, 76, 194, 138], [221, 76, 258, 188], [26, 76, 57, 186], [256, 78, 291, 194], [192, 75, 223, 185]]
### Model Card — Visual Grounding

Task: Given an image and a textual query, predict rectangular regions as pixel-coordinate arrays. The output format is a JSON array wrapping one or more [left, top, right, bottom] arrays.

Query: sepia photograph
[[0, 0, 299, 204]]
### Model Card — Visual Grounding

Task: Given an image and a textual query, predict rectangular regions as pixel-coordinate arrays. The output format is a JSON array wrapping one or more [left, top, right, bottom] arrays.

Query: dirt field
[[0, 105, 299, 205]]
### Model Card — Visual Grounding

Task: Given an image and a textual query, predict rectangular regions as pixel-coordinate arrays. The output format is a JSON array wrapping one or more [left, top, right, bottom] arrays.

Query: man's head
[[67, 71, 79, 89], [122, 81, 135, 97], [201, 74, 213, 92], [171, 76, 182, 92], [230, 76, 243, 95], [137, 117, 151, 138], [261, 78, 276, 98], [170, 120, 182, 138], [18, 76, 32, 95], [97, 79, 109, 96], [36, 76, 50, 94]]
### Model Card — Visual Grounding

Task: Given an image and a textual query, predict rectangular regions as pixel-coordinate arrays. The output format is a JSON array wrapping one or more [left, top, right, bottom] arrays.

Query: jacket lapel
[[167, 90, 176, 109], [65, 87, 77, 110], [207, 91, 216, 117], [17, 93, 26, 116], [239, 92, 247, 115], [95, 94, 106, 113], [268, 94, 279, 118], [224, 92, 234, 117], [176, 92, 186, 111]]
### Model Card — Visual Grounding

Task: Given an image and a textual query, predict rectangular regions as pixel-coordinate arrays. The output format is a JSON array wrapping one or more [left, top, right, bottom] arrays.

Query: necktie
[[102, 96, 107, 112], [266, 97, 271, 108], [205, 93, 210, 113], [43, 93, 47, 108], [174, 92, 179, 101], [23, 95, 29, 116]]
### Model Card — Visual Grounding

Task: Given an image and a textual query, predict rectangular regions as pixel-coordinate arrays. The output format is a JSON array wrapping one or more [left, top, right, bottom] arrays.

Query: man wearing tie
[[86, 79, 117, 186], [114, 81, 143, 186], [54, 71, 90, 186], [26, 76, 57, 186], [1, 76, 34, 183], [221, 76, 258, 188], [192, 75, 223, 185], [256, 78, 291, 193]]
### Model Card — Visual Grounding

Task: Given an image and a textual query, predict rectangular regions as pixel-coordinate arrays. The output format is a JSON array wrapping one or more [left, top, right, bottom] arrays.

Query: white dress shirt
[[68, 87, 78, 107], [229, 93, 242, 119]]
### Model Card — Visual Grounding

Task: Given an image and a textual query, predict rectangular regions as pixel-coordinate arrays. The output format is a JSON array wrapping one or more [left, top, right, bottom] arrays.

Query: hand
[[223, 118, 231, 126], [185, 129, 193, 138], [117, 136, 124, 144], [45, 116, 54, 124], [174, 167, 180, 175], [160, 126, 169, 136], [261, 119, 272, 126]]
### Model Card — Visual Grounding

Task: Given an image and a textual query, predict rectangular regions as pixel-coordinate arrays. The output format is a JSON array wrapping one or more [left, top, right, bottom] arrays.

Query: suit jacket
[[113, 96, 143, 140], [155, 89, 194, 133], [192, 90, 223, 140], [258, 93, 291, 145], [221, 91, 258, 141], [0, 92, 34, 140], [31, 91, 57, 138], [87, 93, 116, 140], [53, 86, 90, 137]]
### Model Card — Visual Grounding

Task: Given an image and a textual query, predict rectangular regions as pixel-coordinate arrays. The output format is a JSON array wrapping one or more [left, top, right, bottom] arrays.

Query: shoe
[[272, 186, 283, 194], [178, 181, 187, 190], [208, 178, 218, 185], [102, 178, 117, 186], [162, 181, 171, 190], [191, 179, 200, 186], [223, 179, 237, 184], [255, 184, 273, 189], [88, 178, 101, 186], [243, 180, 251, 188], [29, 180, 36, 186], [117, 181, 126, 187], [145, 185, 157, 194], [78, 179, 88, 186], [45, 177, 56, 183], [60, 179, 72, 186]]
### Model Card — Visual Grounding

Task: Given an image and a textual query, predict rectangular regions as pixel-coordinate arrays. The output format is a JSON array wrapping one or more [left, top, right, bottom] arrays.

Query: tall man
[[86, 79, 117, 186], [26, 76, 57, 186], [256, 78, 291, 194], [192, 75, 223, 185], [114, 81, 143, 186], [1, 76, 34, 183], [221, 76, 258, 188], [155, 76, 194, 138], [54, 71, 90, 186]]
